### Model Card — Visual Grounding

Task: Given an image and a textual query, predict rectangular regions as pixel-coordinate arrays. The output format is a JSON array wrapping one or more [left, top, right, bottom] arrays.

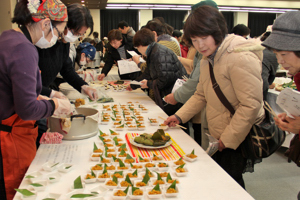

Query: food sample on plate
[[133, 129, 171, 147], [157, 163, 168, 168], [124, 154, 135, 164], [166, 173, 179, 184], [93, 142, 103, 153], [106, 153, 117, 158], [91, 164, 103, 171], [145, 163, 156, 168], [167, 188, 177, 193], [85, 173, 96, 180], [152, 154, 163, 161], [114, 190, 127, 196], [120, 175, 133, 187], [148, 188, 161, 195], [137, 116, 144, 121], [142, 168, 154, 178], [158, 124, 168, 129], [137, 124, 145, 130], [135, 182, 147, 187], [132, 187, 143, 196], [104, 143, 114, 147], [159, 172, 168, 177], [131, 163, 143, 169], [127, 169, 138, 178], [275, 80, 296, 91], [110, 129, 119, 136], [174, 158, 185, 165], [113, 121, 122, 126], [74, 98, 85, 108], [175, 164, 187, 173], [98, 172, 110, 178], [107, 148, 115, 153], [186, 149, 198, 159], [117, 159, 129, 170], [138, 155, 150, 163], [100, 156, 111, 163], [111, 171, 124, 179], [99, 130, 109, 137], [118, 147, 127, 151], [152, 179, 165, 185], [106, 180, 118, 186]]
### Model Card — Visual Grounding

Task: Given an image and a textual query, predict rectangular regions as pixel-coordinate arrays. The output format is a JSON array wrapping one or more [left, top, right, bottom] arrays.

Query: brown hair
[[133, 28, 155, 47], [145, 20, 166, 37], [107, 29, 123, 42], [183, 5, 228, 46], [294, 51, 300, 58]]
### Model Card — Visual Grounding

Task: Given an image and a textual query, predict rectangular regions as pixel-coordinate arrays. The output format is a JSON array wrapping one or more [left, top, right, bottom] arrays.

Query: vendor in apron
[[0, 0, 71, 199]]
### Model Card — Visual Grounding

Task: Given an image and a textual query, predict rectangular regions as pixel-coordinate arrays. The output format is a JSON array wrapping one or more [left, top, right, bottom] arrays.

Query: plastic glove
[[38, 95, 50, 101], [50, 90, 67, 99], [81, 85, 98, 100], [53, 98, 72, 116]]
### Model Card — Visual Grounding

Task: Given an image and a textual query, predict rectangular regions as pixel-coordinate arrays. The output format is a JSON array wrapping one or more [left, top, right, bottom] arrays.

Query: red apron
[[0, 114, 38, 200]]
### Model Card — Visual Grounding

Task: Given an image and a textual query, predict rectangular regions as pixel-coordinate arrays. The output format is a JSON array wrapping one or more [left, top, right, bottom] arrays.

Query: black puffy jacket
[[101, 35, 140, 80], [136, 42, 187, 98]]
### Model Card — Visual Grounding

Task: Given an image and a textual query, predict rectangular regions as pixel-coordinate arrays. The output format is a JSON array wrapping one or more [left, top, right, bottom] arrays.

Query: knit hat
[[27, 0, 68, 22], [78, 42, 96, 60], [262, 11, 300, 51], [192, 0, 219, 11]]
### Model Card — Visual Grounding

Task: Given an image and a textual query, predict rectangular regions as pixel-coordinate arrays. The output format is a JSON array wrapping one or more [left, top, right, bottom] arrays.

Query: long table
[[14, 88, 254, 200]]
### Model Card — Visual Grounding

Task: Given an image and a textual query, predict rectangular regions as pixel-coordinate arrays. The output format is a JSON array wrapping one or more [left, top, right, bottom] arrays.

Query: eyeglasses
[[53, 25, 63, 38], [70, 29, 85, 37]]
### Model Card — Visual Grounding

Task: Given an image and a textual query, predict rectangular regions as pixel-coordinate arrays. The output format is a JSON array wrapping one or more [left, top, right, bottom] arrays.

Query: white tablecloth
[[14, 89, 254, 200], [101, 66, 120, 81]]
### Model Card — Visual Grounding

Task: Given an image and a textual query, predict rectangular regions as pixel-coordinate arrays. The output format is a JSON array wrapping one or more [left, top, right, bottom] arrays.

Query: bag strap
[[208, 62, 235, 115]]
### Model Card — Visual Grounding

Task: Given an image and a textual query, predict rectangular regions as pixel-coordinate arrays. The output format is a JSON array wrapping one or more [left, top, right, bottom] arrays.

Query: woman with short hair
[[128, 28, 187, 116], [98, 29, 141, 80], [164, 6, 265, 187]]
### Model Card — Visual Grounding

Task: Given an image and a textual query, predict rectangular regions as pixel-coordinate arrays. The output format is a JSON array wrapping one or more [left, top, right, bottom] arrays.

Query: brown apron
[[0, 114, 38, 200]]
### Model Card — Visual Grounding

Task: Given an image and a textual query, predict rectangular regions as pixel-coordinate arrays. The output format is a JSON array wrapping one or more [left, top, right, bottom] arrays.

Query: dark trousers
[[0, 142, 7, 200], [35, 118, 48, 149], [192, 123, 202, 146], [212, 147, 247, 188]]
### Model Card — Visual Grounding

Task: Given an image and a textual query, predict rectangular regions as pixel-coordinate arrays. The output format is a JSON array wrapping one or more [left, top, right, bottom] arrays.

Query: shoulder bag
[[208, 62, 286, 159]]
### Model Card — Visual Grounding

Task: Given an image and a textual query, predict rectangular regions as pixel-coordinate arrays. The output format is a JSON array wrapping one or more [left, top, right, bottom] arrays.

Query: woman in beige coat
[[165, 6, 265, 188]]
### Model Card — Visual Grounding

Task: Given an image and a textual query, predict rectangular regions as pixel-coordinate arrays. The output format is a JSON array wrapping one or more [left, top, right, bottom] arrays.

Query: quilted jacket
[[136, 42, 187, 98], [176, 34, 265, 149]]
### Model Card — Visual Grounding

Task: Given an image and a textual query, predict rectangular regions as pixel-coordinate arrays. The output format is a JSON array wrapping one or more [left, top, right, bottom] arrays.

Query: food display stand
[[14, 86, 254, 200]]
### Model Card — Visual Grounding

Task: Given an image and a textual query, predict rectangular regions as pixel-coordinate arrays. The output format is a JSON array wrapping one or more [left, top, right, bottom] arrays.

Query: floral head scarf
[[27, 0, 68, 22]]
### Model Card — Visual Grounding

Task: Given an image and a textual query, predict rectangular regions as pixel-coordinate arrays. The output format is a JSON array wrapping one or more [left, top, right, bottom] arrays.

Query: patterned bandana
[[29, 0, 68, 22]]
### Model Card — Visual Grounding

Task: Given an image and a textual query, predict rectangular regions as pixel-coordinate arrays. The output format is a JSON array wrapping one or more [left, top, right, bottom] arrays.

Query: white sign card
[[117, 59, 141, 75], [276, 87, 300, 118], [127, 50, 146, 63]]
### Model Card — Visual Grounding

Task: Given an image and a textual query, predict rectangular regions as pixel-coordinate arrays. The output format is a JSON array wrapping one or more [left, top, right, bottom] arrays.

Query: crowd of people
[[0, 0, 299, 199]]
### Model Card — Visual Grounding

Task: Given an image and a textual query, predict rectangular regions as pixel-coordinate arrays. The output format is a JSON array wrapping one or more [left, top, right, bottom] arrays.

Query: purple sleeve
[[9, 43, 54, 120]]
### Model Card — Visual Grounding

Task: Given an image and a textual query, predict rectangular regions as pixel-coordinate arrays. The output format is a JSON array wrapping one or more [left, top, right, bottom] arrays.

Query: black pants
[[212, 147, 247, 188], [192, 123, 202, 146], [35, 118, 48, 149]]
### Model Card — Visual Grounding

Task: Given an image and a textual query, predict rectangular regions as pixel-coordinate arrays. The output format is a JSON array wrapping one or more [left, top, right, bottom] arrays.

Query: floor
[[244, 147, 300, 200], [189, 125, 300, 200]]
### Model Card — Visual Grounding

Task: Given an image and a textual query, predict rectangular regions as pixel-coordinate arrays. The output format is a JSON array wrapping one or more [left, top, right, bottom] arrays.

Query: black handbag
[[208, 62, 286, 159]]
